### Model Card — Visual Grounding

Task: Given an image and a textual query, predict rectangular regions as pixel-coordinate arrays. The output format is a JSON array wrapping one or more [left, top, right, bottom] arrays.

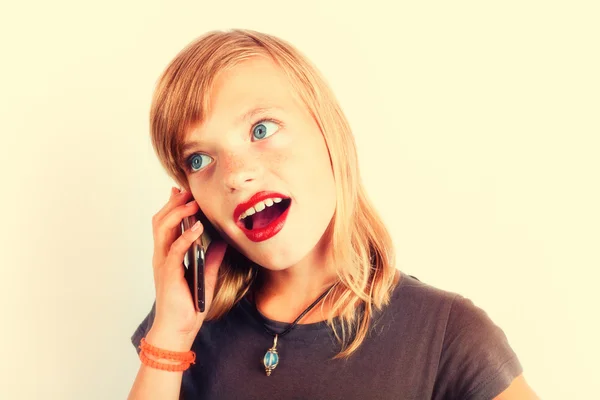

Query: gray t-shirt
[[131, 271, 522, 399]]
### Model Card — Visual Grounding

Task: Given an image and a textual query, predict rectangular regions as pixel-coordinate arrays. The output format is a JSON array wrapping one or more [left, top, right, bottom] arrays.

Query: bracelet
[[140, 351, 191, 372], [140, 338, 196, 363], [138, 337, 196, 372]]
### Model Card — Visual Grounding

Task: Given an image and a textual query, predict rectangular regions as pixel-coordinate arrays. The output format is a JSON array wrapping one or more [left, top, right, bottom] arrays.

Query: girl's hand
[[147, 187, 227, 350]]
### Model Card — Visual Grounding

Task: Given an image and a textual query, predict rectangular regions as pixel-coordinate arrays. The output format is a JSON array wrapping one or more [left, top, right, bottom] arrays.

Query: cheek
[[267, 125, 335, 200], [292, 133, 335, 199]]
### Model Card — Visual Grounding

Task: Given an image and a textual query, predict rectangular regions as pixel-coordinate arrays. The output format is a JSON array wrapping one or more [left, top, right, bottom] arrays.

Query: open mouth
[[242, 198, 291, 230]]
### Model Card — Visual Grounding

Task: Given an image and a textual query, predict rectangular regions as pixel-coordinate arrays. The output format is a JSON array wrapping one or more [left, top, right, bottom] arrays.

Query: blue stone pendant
[[263, 334, 279, 376]]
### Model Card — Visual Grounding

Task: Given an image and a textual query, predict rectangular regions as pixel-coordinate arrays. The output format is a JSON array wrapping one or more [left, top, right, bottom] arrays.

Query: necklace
[[251, 281, 340, 376]]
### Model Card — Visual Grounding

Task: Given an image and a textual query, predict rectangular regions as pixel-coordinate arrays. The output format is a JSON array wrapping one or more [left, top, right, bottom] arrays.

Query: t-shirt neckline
[[239, 295, 335, 332], [237, 270, 405, 334]]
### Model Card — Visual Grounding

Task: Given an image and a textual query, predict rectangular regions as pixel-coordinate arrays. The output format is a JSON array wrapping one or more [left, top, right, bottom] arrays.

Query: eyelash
[[182, 117, 283, 173]]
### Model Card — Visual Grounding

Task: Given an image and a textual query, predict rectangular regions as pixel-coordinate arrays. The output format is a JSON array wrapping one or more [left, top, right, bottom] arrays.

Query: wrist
[[145, 327, 197, 353]]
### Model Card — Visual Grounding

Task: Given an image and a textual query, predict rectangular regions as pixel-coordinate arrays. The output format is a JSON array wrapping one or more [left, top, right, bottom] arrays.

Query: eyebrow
[[181, 106, 282, 155]]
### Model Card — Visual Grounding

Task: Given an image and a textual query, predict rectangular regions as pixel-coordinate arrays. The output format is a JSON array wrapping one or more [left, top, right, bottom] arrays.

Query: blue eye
[[186, 153, 213, 172], [252, 120, 279, 140]]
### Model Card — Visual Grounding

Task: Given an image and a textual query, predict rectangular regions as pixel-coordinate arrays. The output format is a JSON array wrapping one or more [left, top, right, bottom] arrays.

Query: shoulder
[[383, 271, 505, 350], [388, 271, 513, 340], [384, 270, 460, 324], [387, 271, 523, 399], [375, 270, 462, 344]]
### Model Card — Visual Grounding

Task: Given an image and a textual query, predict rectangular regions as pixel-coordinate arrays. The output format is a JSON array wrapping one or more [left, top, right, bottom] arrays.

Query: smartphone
[[181, 198, 219, 313]]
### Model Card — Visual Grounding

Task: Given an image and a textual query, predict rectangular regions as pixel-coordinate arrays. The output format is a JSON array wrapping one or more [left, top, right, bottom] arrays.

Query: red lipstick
[[234, 191, 291, 242]]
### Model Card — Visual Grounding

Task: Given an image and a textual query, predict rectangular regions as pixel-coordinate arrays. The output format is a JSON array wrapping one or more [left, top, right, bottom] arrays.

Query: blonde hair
[[149, 29, 400, 359]]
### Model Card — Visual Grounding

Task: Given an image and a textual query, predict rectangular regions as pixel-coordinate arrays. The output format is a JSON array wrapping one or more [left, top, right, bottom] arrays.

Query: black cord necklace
[[251, 281, 340, 376]]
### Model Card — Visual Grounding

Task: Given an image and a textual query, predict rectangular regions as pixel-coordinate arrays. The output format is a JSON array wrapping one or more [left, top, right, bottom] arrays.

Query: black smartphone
[[181, 198, 219, 313]]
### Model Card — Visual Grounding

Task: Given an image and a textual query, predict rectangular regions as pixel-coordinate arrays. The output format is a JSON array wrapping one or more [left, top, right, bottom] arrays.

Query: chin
[[246, 244, 311, 272], [257, 228, 332, 273]]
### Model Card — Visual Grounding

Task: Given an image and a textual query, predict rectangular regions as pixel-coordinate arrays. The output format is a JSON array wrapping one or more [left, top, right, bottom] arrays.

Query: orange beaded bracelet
[[138, 337, 196, 371], [140, 338, 196, 363], [139, 351, 192, 372]]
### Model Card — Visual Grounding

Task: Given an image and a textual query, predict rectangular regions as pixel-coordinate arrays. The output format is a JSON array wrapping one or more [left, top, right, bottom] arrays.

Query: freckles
[[269, 151, 290, 170], [220, 152, 243, 175], [265, 136, 294, 165]]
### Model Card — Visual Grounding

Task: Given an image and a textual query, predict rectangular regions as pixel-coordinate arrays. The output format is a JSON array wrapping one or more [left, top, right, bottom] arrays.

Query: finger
[[155, 187, 182, 219], [153, 200, 200, 258], [157, 199, 200, 245], [162, 219, 205, 272], [152, 199, 199, 271], [153, 188, 193, 229], [161, 187, 184, 236]]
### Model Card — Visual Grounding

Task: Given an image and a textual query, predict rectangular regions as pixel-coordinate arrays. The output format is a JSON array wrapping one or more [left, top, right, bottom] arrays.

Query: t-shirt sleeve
[[130, 301, 157, 355], [434, 294, 523, 400]]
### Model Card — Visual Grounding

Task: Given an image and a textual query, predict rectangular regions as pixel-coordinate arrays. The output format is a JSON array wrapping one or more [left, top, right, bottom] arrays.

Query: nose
[[219, 149, 260, 192]]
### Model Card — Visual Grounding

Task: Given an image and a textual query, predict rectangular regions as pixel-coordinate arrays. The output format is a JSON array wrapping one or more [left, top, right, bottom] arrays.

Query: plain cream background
[[1, 1, 598, 399]]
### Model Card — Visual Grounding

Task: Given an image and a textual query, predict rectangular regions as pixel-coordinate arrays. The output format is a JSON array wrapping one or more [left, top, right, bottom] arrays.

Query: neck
[[251, 235, 339, 324]]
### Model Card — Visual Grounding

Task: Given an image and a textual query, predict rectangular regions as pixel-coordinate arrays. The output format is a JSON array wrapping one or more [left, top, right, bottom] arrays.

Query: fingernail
[[191, 221, 201, 231], [171, 187, 179, 195], [186, 200, 196, 207]]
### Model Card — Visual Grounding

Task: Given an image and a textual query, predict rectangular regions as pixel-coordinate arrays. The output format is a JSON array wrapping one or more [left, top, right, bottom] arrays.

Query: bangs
[[150, 35, 273, 179], [150, 64, 216, 172]]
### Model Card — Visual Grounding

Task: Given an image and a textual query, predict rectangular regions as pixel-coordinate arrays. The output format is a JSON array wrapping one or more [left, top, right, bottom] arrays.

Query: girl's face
[[182, 57, 337, 271]]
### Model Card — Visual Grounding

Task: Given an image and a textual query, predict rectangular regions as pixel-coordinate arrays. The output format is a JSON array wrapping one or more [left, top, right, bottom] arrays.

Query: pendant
[[263, 334, 279, 376]]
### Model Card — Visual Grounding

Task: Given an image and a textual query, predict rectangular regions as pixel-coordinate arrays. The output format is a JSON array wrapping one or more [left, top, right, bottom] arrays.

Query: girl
[[128, 29, 537, 399]]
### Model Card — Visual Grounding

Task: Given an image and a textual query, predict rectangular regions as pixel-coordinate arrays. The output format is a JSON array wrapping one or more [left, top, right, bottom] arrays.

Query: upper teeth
[[239, 197, 283, 220]]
